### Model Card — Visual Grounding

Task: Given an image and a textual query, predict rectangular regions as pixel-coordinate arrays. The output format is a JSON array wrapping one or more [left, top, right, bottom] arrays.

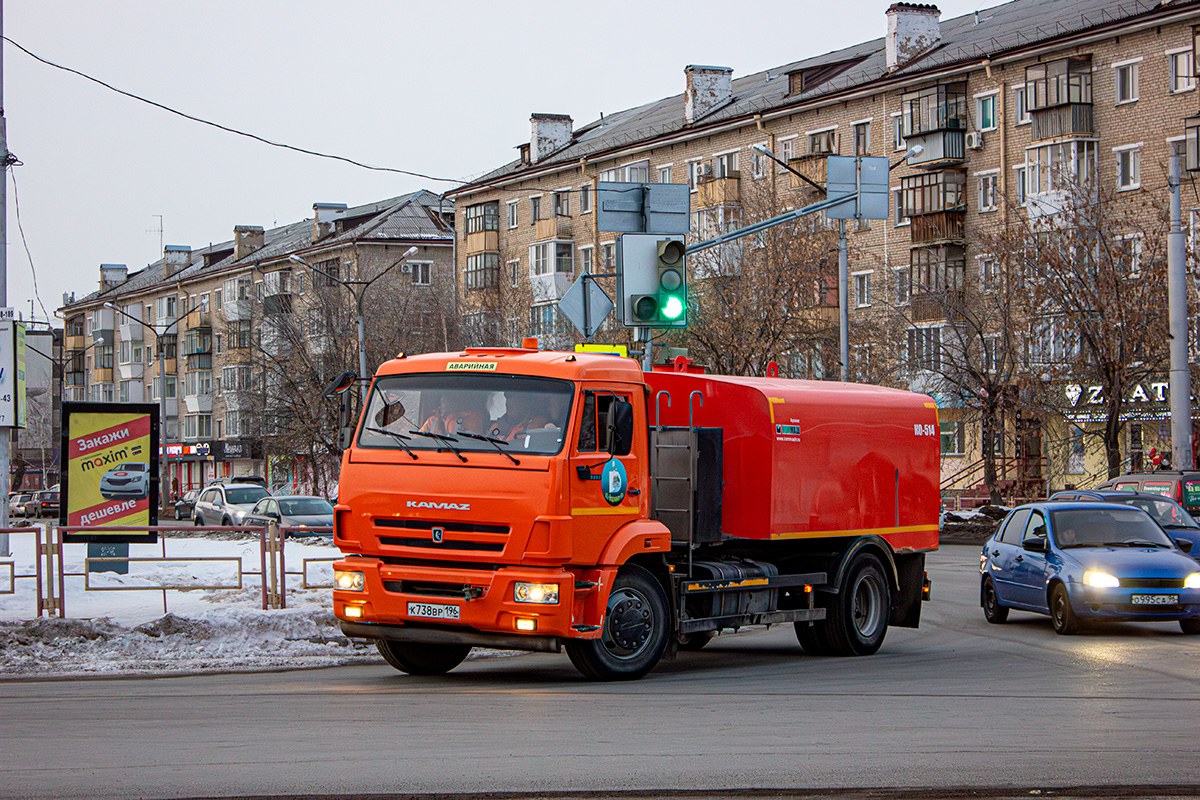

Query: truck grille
[[382, 580, 485, 599], [373, 518, 509, 554]]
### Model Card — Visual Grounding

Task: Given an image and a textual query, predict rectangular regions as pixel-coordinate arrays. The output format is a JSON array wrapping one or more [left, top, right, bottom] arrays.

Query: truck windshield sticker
[[601, 458, 627, 506], [446, 362, 497, 371]]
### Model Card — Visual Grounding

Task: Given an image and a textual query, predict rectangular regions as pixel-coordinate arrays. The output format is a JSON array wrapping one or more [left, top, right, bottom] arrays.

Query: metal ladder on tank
[[649, 390, 704, 577]]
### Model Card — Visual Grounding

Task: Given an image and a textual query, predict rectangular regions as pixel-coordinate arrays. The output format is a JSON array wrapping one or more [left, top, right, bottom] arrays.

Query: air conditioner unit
[[965, 131, 984, 150]]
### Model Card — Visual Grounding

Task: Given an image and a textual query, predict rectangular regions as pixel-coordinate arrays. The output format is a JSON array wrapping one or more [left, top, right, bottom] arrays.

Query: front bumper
[[332, 556, 611, 641], [1071, 585, 1200, 621]]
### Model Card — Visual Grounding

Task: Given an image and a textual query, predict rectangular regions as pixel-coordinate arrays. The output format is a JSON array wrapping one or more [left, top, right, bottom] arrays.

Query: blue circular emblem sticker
[[601, 458, 627, 506]]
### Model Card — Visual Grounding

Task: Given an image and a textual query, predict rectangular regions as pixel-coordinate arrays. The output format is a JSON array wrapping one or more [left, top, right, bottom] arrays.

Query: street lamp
[[288, 246, 418, 381], [104, 300, 198, 515]]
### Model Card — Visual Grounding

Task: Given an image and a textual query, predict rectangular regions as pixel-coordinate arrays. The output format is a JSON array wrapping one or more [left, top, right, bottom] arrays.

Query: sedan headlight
[[1083, 570, 1120, 588], [1185, 573, 1200, 590], [334, 570, 366, 592], [514, 582, 559, 604]]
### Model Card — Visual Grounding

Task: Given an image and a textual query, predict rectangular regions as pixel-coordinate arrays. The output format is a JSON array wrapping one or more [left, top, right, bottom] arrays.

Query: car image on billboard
[[99, 462, 151, 500]]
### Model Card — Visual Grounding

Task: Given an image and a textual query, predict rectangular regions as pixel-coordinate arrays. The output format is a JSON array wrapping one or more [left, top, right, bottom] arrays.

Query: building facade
[[448, 0, 1200, 502]]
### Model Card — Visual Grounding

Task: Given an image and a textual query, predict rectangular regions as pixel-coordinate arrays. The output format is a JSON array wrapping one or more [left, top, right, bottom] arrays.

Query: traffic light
[[617, 234, 687, 328]]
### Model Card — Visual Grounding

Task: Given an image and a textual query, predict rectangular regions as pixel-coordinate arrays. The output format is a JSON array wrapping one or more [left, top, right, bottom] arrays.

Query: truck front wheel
[[823, 552, 890, 656], [565, 564, 669, 681], [376, 640, 472, 675]]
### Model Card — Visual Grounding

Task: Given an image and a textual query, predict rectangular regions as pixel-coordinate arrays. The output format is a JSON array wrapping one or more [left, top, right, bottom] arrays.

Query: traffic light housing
[[617, 234, 687, 328]]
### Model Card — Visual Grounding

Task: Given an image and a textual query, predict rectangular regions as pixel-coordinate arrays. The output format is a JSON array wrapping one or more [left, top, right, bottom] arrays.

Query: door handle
[[1014, 555, 1024, 563], [991, 549, 1000, 556]]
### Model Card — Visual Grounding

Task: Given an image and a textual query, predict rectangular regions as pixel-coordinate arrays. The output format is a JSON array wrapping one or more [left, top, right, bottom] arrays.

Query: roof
[[454, 0, 1196, 193], [63, 189, 454, 311]]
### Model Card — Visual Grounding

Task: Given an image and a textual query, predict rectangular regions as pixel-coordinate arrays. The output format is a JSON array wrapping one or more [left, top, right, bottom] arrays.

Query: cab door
[[568, 387, 644, 555]]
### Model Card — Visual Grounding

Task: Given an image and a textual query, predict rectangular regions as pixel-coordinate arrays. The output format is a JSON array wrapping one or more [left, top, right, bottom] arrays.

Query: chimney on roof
[[313, 203, 347, 241], [685, 65, 733, 125], [530, 114, 572, 164], [886, 3, 941, 71], [163, 245, 191, 278], [234, 225, 265, 260], [99, 264, 128, 291]]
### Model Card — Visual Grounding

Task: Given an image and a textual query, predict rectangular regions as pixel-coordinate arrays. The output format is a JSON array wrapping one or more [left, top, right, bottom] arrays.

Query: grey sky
[[5, 0, 993, 323]]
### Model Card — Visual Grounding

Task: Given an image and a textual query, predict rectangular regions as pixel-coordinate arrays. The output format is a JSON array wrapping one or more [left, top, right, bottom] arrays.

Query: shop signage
[[1063, 379, 1198, 423]]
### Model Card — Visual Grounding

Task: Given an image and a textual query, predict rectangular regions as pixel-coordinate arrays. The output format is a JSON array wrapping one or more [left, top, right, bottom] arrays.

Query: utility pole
[[0, 0, 11, 555], [1168, 155, 1193, 470]]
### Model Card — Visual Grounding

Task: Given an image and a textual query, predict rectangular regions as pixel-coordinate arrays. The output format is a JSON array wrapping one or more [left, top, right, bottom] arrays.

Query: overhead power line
[[3, 36, 465, 185]]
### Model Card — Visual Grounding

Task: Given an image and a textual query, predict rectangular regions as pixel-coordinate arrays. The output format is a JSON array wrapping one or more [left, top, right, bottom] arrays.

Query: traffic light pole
[[684, 193, 852, 257]]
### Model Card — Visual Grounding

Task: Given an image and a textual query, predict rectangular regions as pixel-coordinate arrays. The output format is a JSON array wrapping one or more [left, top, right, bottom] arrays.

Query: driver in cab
[[420, 393, 485, 437]]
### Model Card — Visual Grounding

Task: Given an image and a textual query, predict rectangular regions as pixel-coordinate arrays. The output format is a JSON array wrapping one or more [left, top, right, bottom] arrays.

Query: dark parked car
[[28, 490, 59, 518], [981, 501, 1200, 635], [174, 489, 201, 521], [1094, 471, 1200, 516], [243, 495, 334, 534], [1049, 490, 1200, 555]]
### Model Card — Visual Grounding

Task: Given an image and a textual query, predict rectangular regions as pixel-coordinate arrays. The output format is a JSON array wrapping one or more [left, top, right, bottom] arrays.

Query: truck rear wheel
[[565, 564, 669, 681], [376, 640, 472, 675], [793, 620, 832, 655], [823, 552, 890, 656]]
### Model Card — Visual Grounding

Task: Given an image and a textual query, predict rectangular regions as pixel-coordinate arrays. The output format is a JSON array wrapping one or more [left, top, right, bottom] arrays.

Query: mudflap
[[890, 552, 927, 628]]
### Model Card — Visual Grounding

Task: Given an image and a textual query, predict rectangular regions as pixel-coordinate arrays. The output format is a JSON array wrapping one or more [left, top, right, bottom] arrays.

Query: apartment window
[[978, 172, 998, 212], [976, 93, 998, 131], [940, 420, 965, 456], [853, 272, 871, 307], [714, 151, 738, 178], [602, 242, 616, 269], [907, 326, 942, 372], [1115, 144, 1141, 191], [657, 166, 672, 184], [507, 201, 519, 229], [528, 304, 557, 339], [410, 262, 432, 285], [184, 414, 212, 440], [118, 380, 134, 404], [751, 147, 767, 179], [978, 255, 999, 292], [894, 267, 911, 305], [226, 411, 251, 439], [530, 196, 542, 222], [554, 191, 571, 217], [1170, 49, 1196, 93], [554, 242, 573, 274], [853, 122, 870, 156], [96, 345, 114, 370], [1117, 233, 1144, 278], [531, 243, 549, 276], [891, 113, 905, 151], [579, 184, 592, 213], [893, 188, 910, 226], [624, 160, 650, 182], [982, 335, 1002, 373], [1013, 85, 1031, 125], [229, 320, 251, 349], [507, 259, 520, 288], [1115, 59, 1140, 104], [222, 365, 253, 391], [1027, 140, 1097, 194], [808, 129, 837, 155], [686, 161, 702, 192], [465, 202, 499, 234], [777, 138, 796, 172], [213, 334, 222, 355], [1013, 165, 1028, 204], [255, 281, 264, 300], [579, 246, 593, 274], [466, 253, 500, 290], [184, 370, 212, 398], [224, 276, 251, 301], [1029, 316, 1078, 365]]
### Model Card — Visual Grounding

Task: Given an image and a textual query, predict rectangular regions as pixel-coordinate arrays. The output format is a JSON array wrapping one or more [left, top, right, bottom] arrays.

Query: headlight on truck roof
[[514, 582, 559, 604]]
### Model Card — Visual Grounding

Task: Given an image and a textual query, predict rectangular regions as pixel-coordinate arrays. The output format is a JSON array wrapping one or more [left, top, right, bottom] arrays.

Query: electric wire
[[9, 165, 50, 324], [2, 36, 464, 185]]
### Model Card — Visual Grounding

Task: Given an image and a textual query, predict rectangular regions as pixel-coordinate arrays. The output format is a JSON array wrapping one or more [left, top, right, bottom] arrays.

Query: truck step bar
[[678, 607, 826, 635], [340, 620, 562, 653]]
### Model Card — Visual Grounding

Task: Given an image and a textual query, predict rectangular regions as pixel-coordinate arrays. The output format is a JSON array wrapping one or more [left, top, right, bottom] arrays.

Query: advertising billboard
[[0, 315, 27, 428], [60, 402, 159, 544]]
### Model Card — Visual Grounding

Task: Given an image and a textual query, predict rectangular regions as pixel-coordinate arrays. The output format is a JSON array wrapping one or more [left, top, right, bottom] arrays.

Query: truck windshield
[[358, 373, 575, 456]]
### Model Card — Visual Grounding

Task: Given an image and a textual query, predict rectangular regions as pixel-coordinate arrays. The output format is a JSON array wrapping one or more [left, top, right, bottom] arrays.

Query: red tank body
[[644, 370, 940, 553]]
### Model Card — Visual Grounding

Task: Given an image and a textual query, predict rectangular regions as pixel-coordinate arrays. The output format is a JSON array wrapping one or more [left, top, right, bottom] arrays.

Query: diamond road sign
[[558, 275, 614, 338]]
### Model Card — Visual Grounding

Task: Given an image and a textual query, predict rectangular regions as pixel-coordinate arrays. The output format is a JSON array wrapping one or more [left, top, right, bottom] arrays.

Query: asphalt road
[[3, 544, 1200, 800]]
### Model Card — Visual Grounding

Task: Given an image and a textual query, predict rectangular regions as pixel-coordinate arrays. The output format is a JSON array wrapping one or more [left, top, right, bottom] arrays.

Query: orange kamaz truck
[[332, 345, 940, 680]]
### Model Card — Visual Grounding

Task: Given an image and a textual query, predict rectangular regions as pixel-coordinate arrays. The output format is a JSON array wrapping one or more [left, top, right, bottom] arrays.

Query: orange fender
[[597, 519, 671, 566]]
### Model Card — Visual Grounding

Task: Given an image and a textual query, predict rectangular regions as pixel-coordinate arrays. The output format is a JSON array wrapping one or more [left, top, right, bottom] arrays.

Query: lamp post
[[104, 301, 198, 515], [288, 246, 418, 381]]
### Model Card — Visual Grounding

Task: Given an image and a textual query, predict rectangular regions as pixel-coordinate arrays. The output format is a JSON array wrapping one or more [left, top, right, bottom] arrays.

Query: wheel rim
[[852, 572, 885, 638], [985, 582, 997, 614], [601, 586, 655, 660], [1052, 590, 1067, 628]]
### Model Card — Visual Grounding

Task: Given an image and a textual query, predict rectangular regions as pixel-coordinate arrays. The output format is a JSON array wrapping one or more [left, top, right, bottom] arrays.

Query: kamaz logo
[[431, 527, 445, 543], [406, 500, 470, 511]]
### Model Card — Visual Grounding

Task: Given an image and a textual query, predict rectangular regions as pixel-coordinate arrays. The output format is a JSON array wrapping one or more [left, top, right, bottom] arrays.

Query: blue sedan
[[980, 501, 1200, 635]]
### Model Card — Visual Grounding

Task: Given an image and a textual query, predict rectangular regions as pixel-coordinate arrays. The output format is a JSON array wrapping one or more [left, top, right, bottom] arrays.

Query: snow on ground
[[0, 527, 391, 678]]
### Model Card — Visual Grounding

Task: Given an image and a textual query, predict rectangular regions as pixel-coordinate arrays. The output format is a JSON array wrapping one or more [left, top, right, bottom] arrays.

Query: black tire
[[194, 515, 204, 528], [1181, 619, 1200, 635], [1050, 583, 1079, 635], [982, 576, 1009, 624], [823, 552, 891, 656], [221, 516, 232, 527], [376, 640, 471, 675], [793, 619, 833, 655], [677, 631, 715, 651], [175, 507, 183, 521], [565, 564, 669, 681]]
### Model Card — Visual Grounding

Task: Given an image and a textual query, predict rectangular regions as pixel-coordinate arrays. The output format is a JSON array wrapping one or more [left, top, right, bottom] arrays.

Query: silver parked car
[[243, 496, 334, 535], [192, 484, 271, 527]]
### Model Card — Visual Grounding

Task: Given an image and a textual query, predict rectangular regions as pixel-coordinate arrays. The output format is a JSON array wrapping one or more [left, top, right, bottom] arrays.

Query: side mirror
[[1022, 537, 1047, 553], [1176, 538, 1195, 553], [608, 400, 635, 457]]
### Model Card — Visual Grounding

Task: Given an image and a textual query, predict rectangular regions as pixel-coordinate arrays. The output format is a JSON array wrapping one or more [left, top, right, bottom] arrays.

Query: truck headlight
[[334, 570, 366, 591], [1083, 570, 1120, 588], [514, 582, 559, 604], [1185, 573, 1200, 590]]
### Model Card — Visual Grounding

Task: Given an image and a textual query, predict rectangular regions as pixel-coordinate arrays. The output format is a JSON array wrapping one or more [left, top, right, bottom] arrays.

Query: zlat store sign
[[60, 402, 159, 544]]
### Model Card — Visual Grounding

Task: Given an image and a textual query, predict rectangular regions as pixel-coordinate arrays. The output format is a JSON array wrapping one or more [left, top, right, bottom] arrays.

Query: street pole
[[0, 0, 11, 554], [1168, 155, 1193, 470], [838, 218, 849, 383], [355, 293, 367, 382]]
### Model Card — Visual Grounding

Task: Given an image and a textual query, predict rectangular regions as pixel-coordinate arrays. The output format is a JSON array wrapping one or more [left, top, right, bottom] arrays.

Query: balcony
[[65, 334, 87, 351], [94, 367, 113, 383], [696, 172, 740, 208], [118, 362, 144, 380], [789, 156, 827, 195], [465, 229, 499, 255], [530, 273, 572, 303], [185, 310, 212, 331], [904, 130, 965, 168], [535, 216, 573, 240], [263, 293, 293, 315], [900, 170, 966, 244], [224, 298, 251, 322], [910, 291, 965, 323], [186, 352, 213, 370], [1031, 104, 1093, 141], [65, 370, 86, 387], [910, 211, 966, 244], [183, 393, 212, 413], [901, 82, 968, 169]]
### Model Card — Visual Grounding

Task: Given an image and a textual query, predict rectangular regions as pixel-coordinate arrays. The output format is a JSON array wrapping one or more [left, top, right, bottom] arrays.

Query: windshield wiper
[[457, 431, 520, 465], [409, 430, 468, 462], [365, 427, 418, 460], [1103, 540, 1165, 548]]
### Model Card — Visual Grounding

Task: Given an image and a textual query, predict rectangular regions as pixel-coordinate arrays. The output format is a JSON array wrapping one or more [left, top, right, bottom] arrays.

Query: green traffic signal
[[655, 240, 686, 326]]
